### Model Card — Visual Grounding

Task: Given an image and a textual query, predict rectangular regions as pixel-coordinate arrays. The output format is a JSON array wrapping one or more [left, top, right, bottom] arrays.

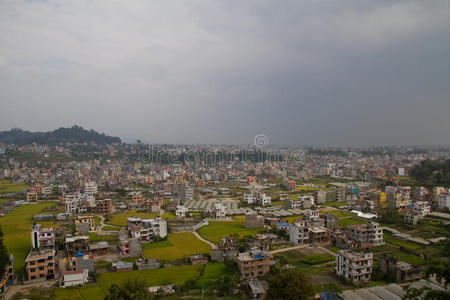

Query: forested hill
[[0, 125, 121, 145]]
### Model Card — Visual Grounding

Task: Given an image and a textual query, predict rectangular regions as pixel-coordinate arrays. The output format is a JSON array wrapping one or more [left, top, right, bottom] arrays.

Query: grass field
[[197, 221, 264, 244], [97, 264, 203, 293], [384, 235, 423, 250], [320, 210, 354, 218], [102, 225, 121, 231], [0, 202, 56, 273], [338, 218, 366, 227], [324, 201, 347, 208], [87, 232, 119, 243], [300, 254, 335, 265], [142, 232, 210, 261], [0, 180, 29, 195], [54, 285, 104, 300], [107, 211, 175, 227], [197, 262, 228, 286]]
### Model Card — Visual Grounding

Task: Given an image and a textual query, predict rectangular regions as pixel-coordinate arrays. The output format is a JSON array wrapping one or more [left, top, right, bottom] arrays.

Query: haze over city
[[1, 0, 450, 145]]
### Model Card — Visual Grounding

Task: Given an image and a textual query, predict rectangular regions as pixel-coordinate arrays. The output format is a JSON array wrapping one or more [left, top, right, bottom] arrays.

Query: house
[[136, 258, 160, 270], [175, 205, 188, 217], [148, 284, 175, 295], [336, 250, 373, 283], [89, 241, 109, 256], [74, 216, 95, 234], [24, 249, 56, 282], [127, 217, 167, 241], [31, 223, 55, 250], [189, 254, 208, 265], [289, 220, 310, 245], [438, 195, 450, 209], [214, 202, 226, 219], [276, 222, 290, 232], [65, 236, 89, 255], [247, 278, 267, 299], [348, 221, 384, 248], [378, 255, 421, 282], [60, 270, 88, 287], [118, 236, 142, 257], [236, 250, 270, 279], [245, 213, 265, 229], [111, 261, 133, 272], [320, 214, 338, 228], [211, 235, 239, 262]]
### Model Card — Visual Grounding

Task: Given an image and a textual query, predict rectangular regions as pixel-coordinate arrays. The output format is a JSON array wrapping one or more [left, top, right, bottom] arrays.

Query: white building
[[258, 193, 271, 206], [214, 202, 227, 219], [180, 184, 194, 202], [65, 192, 81, 214], [31, 223, 55, 250], [336, 250, 373, 283], [244, 193, 257, 205], [84, 181, 98, 195], [60, 269, 88, 287], [412, 201, 431, 216], [305, 209, 320, 221], [127, 217, 167, 241], [289, 220, 310, 244], [175, 205, 188, 217]]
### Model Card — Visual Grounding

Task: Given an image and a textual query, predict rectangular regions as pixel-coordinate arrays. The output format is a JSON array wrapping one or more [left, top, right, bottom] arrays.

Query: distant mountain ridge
[[0, 125, 121, 145]]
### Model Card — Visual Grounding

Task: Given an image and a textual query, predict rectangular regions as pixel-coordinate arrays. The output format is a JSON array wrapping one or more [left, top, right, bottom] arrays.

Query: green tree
[[266, 270, 315, 300], [426, 261, 450, 288], [105, 278, 152, 300]]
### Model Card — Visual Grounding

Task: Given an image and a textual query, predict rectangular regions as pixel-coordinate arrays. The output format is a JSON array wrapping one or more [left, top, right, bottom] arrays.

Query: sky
[[1, 0, 450, 146]]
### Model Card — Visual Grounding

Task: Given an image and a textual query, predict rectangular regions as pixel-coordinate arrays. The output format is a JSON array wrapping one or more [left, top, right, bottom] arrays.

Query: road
[[191, 231, 215, 247], [269, 244, 309, 254]]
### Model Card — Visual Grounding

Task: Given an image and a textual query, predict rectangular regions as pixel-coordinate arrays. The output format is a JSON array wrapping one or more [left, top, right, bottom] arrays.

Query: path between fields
[[192, 231, 215, 247], [269, 244, 309, 254]]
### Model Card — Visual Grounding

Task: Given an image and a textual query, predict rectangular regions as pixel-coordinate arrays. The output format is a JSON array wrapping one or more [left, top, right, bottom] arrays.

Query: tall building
[[336, 250, 373, 283], [31, 223, 55, 250]]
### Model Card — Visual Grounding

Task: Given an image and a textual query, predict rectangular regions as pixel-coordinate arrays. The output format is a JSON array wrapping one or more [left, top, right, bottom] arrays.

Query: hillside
[[0, 125, 121, 145]]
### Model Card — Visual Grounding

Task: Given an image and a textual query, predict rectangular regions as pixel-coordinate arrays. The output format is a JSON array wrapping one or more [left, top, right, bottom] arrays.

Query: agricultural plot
[[197, 262, 228, 286], [197, 221, 264, 244], [0, 202, 56, 272], [107, 211, 175, 227], [97, 264, 204, 293], [142, 232, 210, 261], [54, 285, 104, 300], [0, 179, 29, 195]]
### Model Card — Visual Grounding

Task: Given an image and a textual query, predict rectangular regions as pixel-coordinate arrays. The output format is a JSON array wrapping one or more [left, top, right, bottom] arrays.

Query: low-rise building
[[136, 258, 160, 270], [31, 223, 55, 250], [74, 216, 95, 234], [118, 236, 142, 257], [127, 217, 167, 241], [65, 236, 89, 255], [336, 250, 373, 283], [245, 213, 265, 229], [236, 250, 270, 279], [60, 269, 88, 288], [211, 235, 239, 262]]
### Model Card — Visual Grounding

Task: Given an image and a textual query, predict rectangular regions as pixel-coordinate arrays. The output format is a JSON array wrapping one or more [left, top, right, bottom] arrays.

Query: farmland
[[0, 179, 29, 195], [142, 232, 210, 261], [197, 221, 265, 244], [0, 202, 56, 273], [106, 210, 175, 227]]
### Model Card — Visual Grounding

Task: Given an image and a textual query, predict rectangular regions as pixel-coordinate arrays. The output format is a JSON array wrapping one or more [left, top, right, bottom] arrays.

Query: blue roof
[[277, 222, 290, 227], [320, 291, 340, 300]]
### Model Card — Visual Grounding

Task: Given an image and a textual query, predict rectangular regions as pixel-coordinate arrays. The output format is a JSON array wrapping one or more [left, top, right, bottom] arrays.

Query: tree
[[0, 225, 9, 276], [426, 261, 450, 288], [105, 278, 152, 300], [266, 270, 315, 300]]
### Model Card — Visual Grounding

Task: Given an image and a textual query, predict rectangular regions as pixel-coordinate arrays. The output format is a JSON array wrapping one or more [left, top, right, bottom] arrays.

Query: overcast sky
[[1, 0, 449, 146]]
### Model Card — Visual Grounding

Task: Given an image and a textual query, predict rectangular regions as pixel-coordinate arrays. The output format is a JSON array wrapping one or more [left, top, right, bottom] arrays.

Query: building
[[65, 236, 89, 255], [92, 198, 113, 215], [236, 250, 270, 279], [438, 195, 450, 209], [378, 255, 421, 283], [336, 250, 373, 283], [118, 236, 142, 257], [136, 258, 160, 270], [189, 254, 208, 265], [411, 201, 431, 216], [214, 202, 227, 219], [211, 235, 239, 262], [84, 181, 98, 195], [245, 213, 265, 229], [26, 188, 38, 202], [65, 192, 81, 214], [74, 216, 95, 234], [348, 221, 384, 248], [320, 214, 338, 228], [24, 249, 56, 282], [282, 179, 296, 191], [60, 269, 88, 287], [180, 184, 194, 202], [247, 278, 267, 299], [258, 193, 271, 206], [305, 209, 320, 221], [127, 217, 167, 241], [289, 220, 310, 244], [112, 261, 133, 272], [31, 223, 55, 250], [175, 205, 188, 217], [244, 193, 257, 205]]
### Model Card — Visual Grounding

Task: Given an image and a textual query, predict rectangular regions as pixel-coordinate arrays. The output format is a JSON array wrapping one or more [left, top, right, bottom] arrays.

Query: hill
[[0, 125, 121, 145]]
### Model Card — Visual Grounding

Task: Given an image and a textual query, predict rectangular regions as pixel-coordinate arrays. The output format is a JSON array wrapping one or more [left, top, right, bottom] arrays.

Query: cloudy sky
[[0, 0, 449, 145]]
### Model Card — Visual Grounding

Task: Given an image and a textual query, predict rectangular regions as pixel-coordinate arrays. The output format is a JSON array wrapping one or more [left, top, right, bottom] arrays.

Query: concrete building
[[245, 213, 265, 229], [74, 216, 95, 233], [65, 236, 89, 255], [136, 258, 160, 270], [127, 217, 167, 241], [214, 202, 227, 219], [175, 205, 188, 217], [118, 236, 142, 257], [211, 235, 239, 262], [336, 250, 373, 283], [24, 249, 56, 282], [84, 181, 98, 195], [31, 223, 55, 250], [348, 221, 384, 248], [379, 255, 421, 283], [236, 250, 270, 279], [60, 269, 89, 288], [438, 195, 450, 209]]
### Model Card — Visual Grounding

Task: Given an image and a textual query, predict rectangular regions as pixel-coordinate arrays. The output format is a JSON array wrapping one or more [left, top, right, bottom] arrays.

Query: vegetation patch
[[300, 254, 335, 265], [142, 232, 210, 261], [197, 262, 228, 286], [197, 221, 264, 244], [0, 180, 29, 195]]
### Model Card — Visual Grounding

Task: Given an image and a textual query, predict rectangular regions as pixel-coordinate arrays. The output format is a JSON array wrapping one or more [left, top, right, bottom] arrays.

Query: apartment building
[[336, 250, 373, 283], [118, 236, 142, 257], [348, 221, 384, 248], [411, 201, 431, 216], [127, 217, 167, 241], [236, 250, 270, 279], [64, 236, 90, 255], [31, 223, 55, 250], [83, 181, 98, 195], [24, 249, 56, 282], [438, 195, 450, 209], [214, 202, 227, 219]]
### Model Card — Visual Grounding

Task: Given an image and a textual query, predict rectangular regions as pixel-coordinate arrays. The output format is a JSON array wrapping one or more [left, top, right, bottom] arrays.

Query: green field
[[87, 232, 119, 243], [54, 285, 104, 300], [142, 232, 210, 261], [300, 254, 335, 265], [97, 264, 203, 293], [0, 180, 29, 195], [0, 202, 56, 272], [384, 235, 423, 250], [197, 262, 228, 286], [320, 209, 354, 218], [102, 225, 121, 231], [197, 221, 264, 244], [107, 211, 175, 227], [338, 218, 366, 227], [324, 201, 347, 208]]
